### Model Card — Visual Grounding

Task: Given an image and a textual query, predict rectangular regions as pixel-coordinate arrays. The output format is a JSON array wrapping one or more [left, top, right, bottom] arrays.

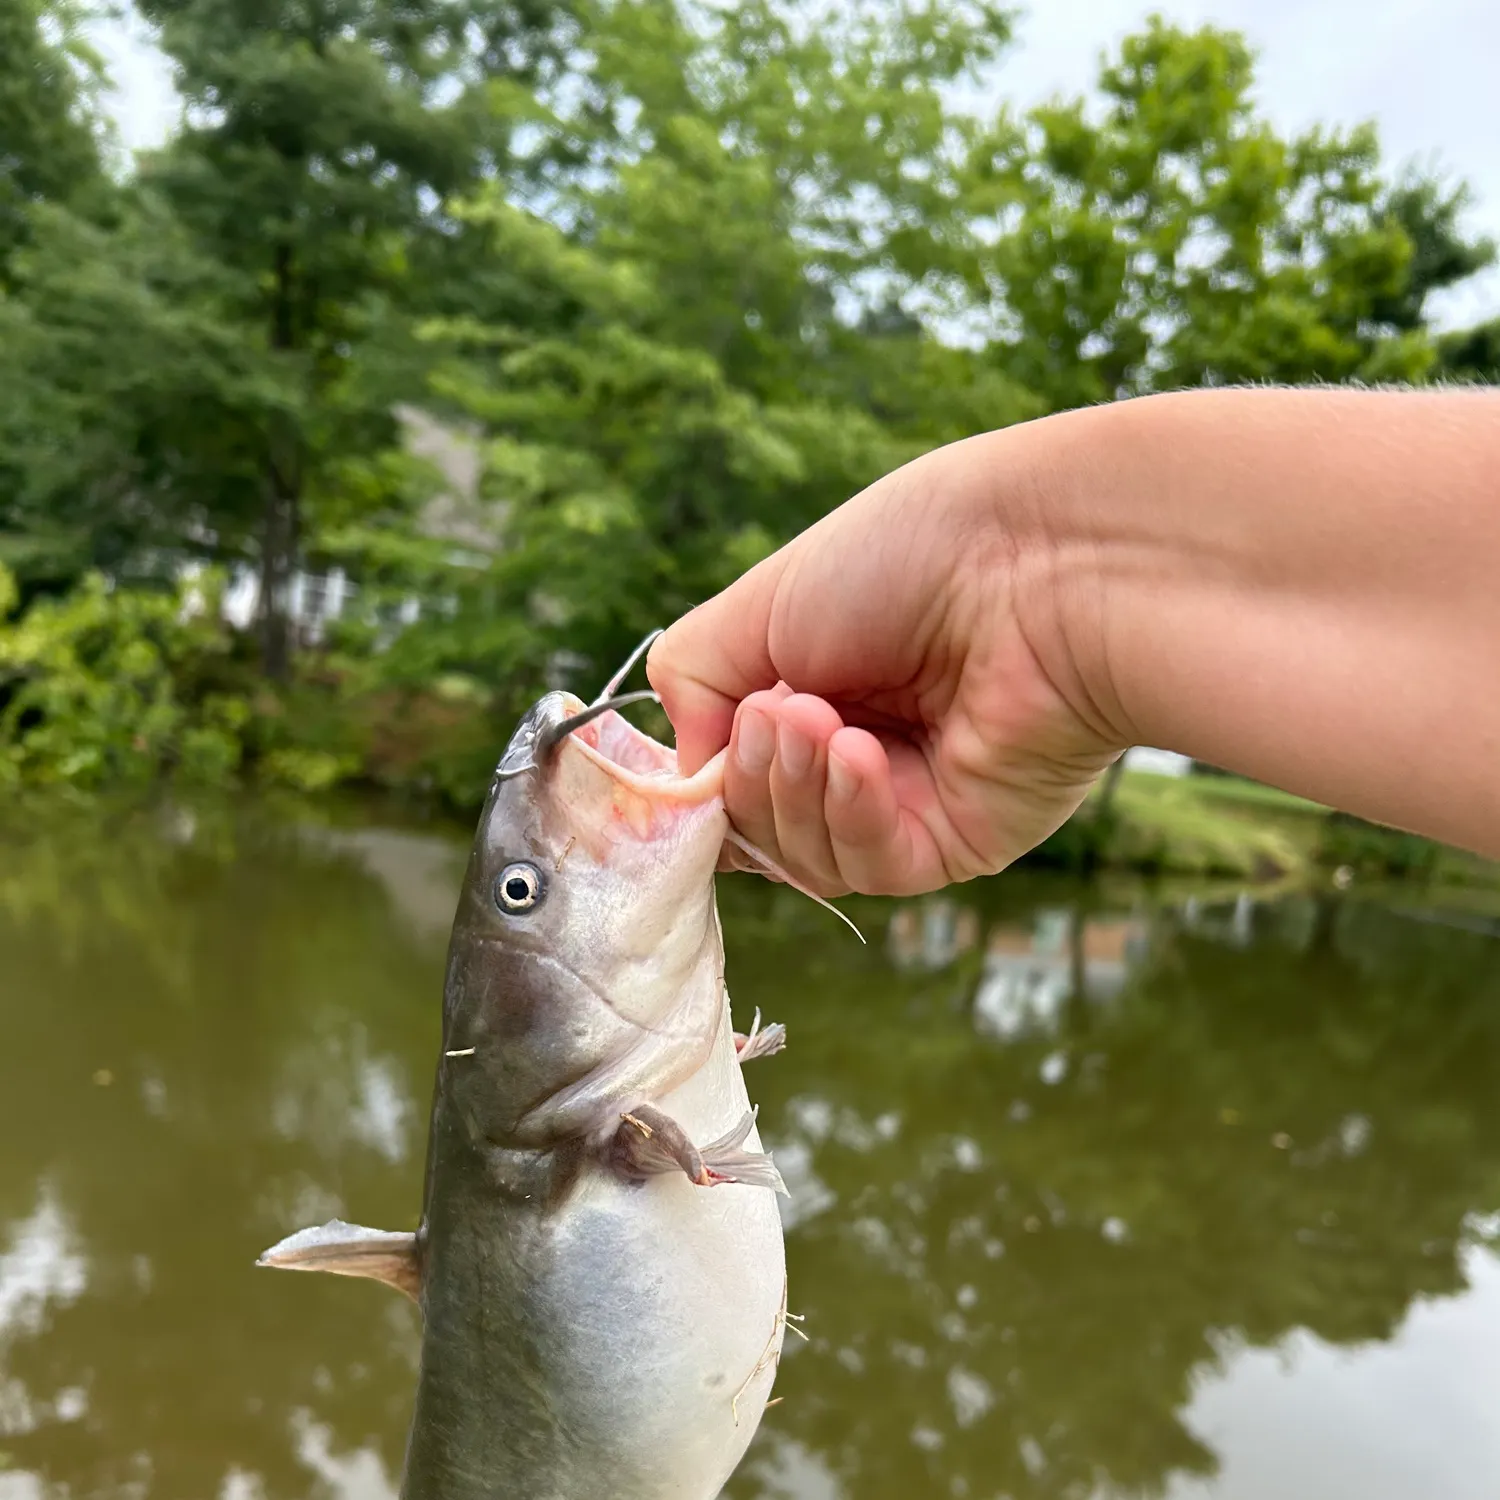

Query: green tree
[[116, 0, 578, 678], [954, 17, 1493, 406], [1371, 175, 1495, 335], [0, 196, 283, 588], [572, 0, 1014, 407], [1437, 318, 1500, 381], [0, 0, 108, 278], [348, 0, 1039, 776], [1375, 174, 1498, 384], [0, 0, 123, 586]]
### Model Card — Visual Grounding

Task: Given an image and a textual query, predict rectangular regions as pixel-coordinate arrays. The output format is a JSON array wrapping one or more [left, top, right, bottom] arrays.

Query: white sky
[[91, 0, 1500, 328]]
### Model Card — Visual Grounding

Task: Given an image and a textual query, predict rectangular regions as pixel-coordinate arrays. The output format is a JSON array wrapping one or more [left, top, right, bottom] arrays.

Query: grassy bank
[[1032, 770, 1500, 887]]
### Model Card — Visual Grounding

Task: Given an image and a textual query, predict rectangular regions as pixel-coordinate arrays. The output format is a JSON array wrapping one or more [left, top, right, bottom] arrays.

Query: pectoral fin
[[257, 1219, 421, 1302], [609, 1104, 788, 1196], [734, 1008, 787, 1063]]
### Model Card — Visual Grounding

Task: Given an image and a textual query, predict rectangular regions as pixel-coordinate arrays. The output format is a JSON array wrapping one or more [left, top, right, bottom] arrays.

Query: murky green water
[[2, 798, 1499, 1500]]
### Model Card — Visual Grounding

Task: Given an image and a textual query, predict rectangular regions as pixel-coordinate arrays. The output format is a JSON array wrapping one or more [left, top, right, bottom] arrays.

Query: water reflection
[[722, 876, 1500, 1499], [0, 802, 1497, 1499], [887, 900, 981, 972], [973, 907, 1151, 1041], [0, 1185, 90, 1455], [1168, 1242, 1500, 1500]]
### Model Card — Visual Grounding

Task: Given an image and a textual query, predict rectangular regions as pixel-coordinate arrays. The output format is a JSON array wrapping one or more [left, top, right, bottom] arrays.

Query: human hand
[[646, 428, 1123, 897]]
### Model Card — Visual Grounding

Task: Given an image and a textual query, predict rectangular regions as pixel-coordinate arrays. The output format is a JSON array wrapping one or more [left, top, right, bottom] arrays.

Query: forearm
[[1023, 387, 1500, 856]]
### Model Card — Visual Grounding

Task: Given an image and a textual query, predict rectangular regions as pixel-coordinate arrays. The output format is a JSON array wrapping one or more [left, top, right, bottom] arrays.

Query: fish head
[[442, 690, 730, 1141]]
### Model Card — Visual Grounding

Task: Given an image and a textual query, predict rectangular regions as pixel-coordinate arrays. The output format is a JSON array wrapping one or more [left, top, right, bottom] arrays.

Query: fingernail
[[827, 751, 860, 802], [736, 708, 773, 772], [777, 720, 813, 779]]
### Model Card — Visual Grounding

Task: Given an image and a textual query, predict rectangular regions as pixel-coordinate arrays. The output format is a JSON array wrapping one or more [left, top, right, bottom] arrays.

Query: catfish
[[259, 637, 812, 1500]]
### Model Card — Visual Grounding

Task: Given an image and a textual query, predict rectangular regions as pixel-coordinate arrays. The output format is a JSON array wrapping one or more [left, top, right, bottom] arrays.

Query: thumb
[[648, 552, 788, 774]]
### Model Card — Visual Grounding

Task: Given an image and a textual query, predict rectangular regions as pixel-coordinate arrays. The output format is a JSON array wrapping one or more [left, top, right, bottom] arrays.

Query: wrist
[[999, 386, 1500, 857], [964, 396, 1169, 755], [1034, 394, 1220, 755]]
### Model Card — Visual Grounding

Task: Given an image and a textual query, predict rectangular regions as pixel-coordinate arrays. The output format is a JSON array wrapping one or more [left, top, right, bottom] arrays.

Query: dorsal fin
[[257, 1219, 421, 1302]]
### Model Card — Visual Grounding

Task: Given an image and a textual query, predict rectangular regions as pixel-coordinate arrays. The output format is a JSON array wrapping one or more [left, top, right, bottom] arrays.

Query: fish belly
[[527, 1162, 786, 1497], [406, 1042, 787, 1500]]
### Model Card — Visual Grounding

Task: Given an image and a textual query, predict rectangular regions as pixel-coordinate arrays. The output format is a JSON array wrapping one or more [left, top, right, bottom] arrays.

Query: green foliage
[[0, 563, 252, 788], [0, 197, 285, 580], [358, 7, 1496, 732], [1373, 176, 1496, 332], [0, 2, 1495, 801], [1438, 317, 1500, 381], [0, 0, 109, 276], [954, 17, 1482, 405], [257, 746, 360, 793], [337, 0, 1037, 708], [3, 0, 583, 671], [1318, 810, 1443, 878]]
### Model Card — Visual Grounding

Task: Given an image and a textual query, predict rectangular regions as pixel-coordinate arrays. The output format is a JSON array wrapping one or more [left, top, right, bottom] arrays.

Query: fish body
[[261, 672, 789, 1499]]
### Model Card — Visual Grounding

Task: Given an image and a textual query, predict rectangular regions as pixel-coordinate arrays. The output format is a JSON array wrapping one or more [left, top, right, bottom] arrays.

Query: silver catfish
[[259, 640, 795, 1500]]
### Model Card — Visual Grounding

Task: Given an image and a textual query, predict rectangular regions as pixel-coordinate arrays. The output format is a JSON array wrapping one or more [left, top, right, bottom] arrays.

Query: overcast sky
[[92, 0, 1500, 327]]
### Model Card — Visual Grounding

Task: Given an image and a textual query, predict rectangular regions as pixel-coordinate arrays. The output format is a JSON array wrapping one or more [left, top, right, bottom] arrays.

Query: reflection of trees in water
[[721, 880, 1500, 1500], [2, 820, 1498, 1500], [0, 804, 449, 1499]]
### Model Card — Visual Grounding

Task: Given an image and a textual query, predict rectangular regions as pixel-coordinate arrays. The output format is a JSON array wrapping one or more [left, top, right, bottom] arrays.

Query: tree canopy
[[0, 0, 1494, 801]]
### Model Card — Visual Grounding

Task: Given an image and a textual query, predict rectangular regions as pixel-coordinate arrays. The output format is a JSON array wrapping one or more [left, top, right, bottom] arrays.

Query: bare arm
[[1041, 388, 1500, 856], [648, 387, 1500, 894]]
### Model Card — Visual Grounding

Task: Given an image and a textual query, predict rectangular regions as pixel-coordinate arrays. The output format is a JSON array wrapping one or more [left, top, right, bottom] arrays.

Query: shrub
[[0, 564, 252, 789]]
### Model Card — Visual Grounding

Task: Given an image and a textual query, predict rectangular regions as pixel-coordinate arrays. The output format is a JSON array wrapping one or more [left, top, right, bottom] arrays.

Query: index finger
[[647, 550, 789, 774]]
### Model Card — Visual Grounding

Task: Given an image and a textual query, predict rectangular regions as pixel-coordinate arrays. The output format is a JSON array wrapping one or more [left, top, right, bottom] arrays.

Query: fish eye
[[494, 862, 544, 914]]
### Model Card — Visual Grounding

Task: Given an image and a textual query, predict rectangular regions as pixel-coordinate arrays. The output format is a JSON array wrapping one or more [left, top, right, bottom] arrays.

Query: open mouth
[[558, 697, 726, 807], [542, 689, 865, 942]]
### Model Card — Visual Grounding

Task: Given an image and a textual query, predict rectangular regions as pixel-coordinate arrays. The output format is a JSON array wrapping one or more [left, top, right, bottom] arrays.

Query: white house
[[213, 405, 494, 646]]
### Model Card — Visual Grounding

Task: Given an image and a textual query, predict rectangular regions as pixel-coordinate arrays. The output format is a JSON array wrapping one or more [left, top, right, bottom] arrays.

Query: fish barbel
[[259, 635, 796, 1499]]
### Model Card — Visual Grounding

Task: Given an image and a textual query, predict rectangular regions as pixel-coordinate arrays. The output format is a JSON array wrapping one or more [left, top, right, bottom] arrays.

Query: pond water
[[1, 798, 1499, 1500]]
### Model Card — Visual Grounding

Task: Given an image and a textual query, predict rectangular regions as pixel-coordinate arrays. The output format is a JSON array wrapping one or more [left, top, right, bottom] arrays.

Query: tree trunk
[[260, 243, 300, 681], [259, 468, 299, 681]]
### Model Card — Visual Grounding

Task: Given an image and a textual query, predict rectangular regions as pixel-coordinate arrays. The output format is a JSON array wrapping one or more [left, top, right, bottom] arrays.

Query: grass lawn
[[1048, 770, 1498, 886], [1102, 771, 1322, 878]]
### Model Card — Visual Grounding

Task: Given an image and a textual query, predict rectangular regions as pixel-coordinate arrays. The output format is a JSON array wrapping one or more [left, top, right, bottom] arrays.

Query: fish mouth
[[551, 693, 727, 811], [493, 630, 725, 811], [494, 673, 866, 940]]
